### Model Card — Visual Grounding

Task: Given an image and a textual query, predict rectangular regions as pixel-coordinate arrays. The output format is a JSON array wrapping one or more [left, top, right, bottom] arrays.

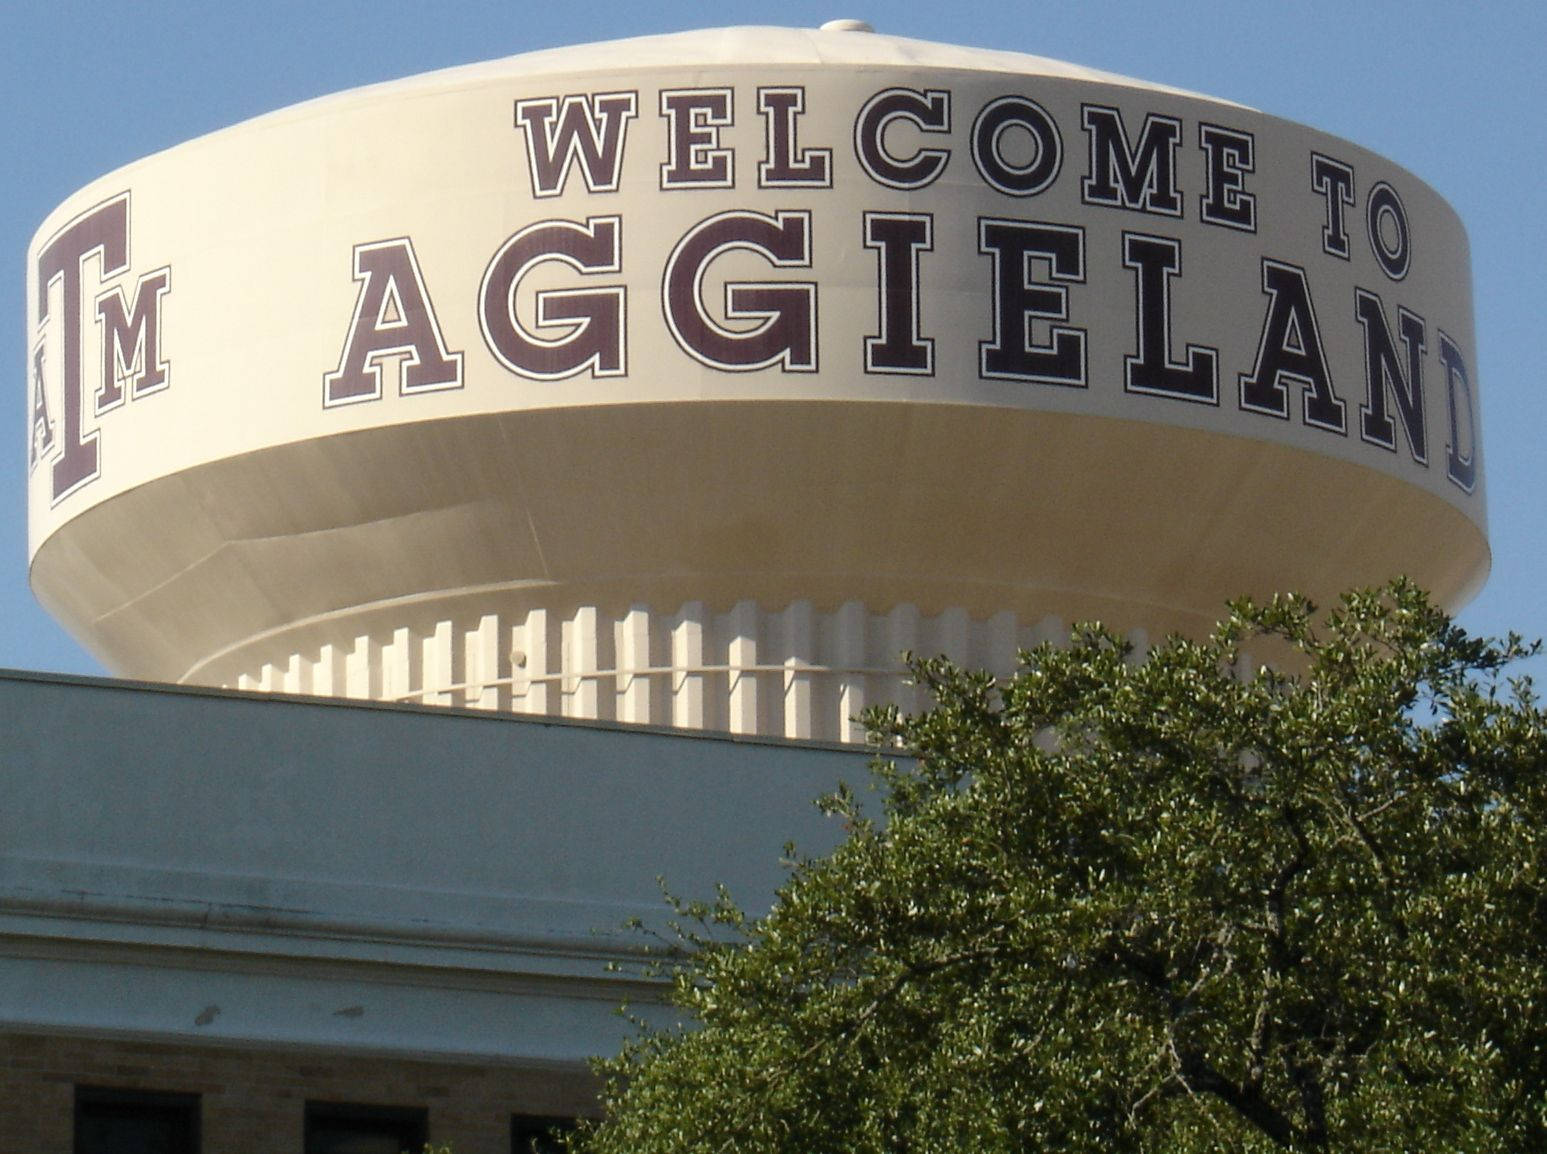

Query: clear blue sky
[[3, 1, 1544, 676]]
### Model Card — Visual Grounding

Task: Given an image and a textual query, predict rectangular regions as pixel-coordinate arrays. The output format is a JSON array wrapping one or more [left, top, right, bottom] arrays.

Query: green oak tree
[[575, 581, 1546, 1153]]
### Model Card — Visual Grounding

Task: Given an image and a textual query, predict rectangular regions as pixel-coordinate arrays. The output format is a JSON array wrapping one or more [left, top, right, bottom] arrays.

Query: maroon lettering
[[979, 218, 1086, 387], [660, 89, 734, 189], [974, 96, 1062, 198], [1366, 181, 1411, 281], [758, 87, 831, 188], [514, 92, 637, 197], [479, 216, 626, 380], [1198, 123, 1256, 232], [1239, 259, 1344, 432], [863, 212, 933, 375], [35, 194, 129, 501], [663, 210, 816, 372], [853, 88, 951, 190], [1356, 289, 1427, 463], [324, 238, 463, 407], [96, 267, 171, 411], [1122, 232, 1218, 404], [29, 342, 53, 472], [1311, 154, 1355, 259], [1438, 331, 1476, 493], [1080, 105, 1181, 215]]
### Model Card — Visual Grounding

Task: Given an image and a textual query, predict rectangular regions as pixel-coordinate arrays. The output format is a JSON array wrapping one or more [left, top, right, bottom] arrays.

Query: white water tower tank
[[27, 25, 1486, 741]]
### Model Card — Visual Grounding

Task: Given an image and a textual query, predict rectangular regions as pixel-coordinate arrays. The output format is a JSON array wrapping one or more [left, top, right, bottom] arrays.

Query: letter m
[[514, 92, 638, 197], [95, 267, 171, 411], [1081, 105, 1182, 216]]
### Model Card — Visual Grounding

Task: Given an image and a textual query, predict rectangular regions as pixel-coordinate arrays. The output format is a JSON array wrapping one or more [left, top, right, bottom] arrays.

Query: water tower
[[27, 22, 1486, 743]]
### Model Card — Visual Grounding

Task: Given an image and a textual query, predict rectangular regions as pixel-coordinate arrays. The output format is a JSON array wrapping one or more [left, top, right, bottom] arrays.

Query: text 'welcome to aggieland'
[[31, 82, 1477, 507]]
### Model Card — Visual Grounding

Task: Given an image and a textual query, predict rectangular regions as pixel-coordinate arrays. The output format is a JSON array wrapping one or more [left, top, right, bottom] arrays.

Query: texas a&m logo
[[31, 192, 171, 504]]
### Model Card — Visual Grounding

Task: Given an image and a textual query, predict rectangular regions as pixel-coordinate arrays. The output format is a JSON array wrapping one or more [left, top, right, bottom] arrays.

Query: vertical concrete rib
[[617, 605, 652, 725], [834, 600, 867, 743], [782, 600, 815, 740], [671, 601, 706, 731], [726, 600, 759, 736]]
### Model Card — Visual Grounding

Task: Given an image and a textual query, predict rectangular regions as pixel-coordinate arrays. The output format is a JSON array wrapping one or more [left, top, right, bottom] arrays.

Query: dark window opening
[[511, 1115, 576, 1154], [75, 1086, 199, 1154], [304, 1101, 428, 1154]]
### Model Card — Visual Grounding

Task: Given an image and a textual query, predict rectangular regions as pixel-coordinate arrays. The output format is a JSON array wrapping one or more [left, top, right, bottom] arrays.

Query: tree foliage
[[576, 582, 1547, 1152]]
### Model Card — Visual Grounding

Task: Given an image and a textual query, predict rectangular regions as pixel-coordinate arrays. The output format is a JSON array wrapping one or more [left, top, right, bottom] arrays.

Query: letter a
[[324, 238, 463, 406], [29, 342, 54, 471]]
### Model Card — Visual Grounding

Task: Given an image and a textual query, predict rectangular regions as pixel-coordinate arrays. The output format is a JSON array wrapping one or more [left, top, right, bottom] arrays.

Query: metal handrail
[[389, 660, 910, 704]]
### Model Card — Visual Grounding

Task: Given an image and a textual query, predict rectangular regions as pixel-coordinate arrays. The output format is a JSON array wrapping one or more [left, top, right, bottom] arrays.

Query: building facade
[[0, 670, 858, 1150]]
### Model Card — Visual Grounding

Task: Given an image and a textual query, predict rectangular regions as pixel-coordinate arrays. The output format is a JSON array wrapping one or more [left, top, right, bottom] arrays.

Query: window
[[75, 1087, 199, 1154], [304, 1102, 427, 1154], [511, 1115, 576, 1154]]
